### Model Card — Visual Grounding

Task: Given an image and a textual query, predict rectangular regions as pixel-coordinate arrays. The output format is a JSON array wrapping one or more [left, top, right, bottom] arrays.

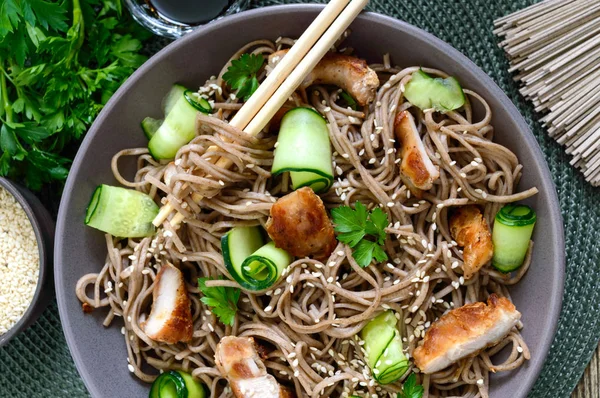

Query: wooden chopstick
[[227, 0, 352, 132], [153, 0, 369, 228], [152, 0, 352, 227]]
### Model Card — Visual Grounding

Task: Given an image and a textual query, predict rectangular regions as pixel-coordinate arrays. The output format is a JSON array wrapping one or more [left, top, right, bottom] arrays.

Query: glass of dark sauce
[[124, 0, 250, 38]]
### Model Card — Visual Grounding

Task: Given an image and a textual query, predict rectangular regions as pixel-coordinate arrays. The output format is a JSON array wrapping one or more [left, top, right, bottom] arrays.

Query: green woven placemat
[[1, 1, 599, 397]]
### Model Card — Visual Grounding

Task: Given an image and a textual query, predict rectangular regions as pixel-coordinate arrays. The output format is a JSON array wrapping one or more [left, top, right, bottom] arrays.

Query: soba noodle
[[76, 37, 536, 398]]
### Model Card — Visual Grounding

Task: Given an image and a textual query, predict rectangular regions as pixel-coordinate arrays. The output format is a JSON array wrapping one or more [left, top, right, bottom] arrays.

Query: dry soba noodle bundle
[[77, 36, 538, 398]]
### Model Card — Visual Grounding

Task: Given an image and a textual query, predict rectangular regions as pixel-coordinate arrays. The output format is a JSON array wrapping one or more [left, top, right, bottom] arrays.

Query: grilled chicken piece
[[215, 336, 295, 398], [394, 111, 440, 196], [265, 187, 337, 261], [413, 294, 521, 374], [143, 263, 193, 344], [268, 50, 379, 106], [449, 205, 494, 279]]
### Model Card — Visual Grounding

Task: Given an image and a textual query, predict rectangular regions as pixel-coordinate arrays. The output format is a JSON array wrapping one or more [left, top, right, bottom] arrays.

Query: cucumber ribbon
[[492, 204, 536, 272], [360, 311, 410, 384], [222, 226, 292, 291]]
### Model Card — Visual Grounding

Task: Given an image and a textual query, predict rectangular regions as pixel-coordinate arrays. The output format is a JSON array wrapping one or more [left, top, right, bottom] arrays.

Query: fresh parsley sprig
[[198, 277, 240, 327], [222, 53, 264, 101], [398, 374, 424, 398], [331, 201, 389, 267], [0, 0, 151, 190]]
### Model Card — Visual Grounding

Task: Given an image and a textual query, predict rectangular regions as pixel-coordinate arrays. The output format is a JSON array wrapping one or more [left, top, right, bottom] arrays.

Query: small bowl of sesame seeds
[[0, 177, 54, 346]]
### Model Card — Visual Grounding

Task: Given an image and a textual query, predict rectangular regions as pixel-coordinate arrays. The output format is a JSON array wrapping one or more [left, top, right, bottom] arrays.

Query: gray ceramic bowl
[[55, 5, 565, 397], [0, 178, 54, 347]]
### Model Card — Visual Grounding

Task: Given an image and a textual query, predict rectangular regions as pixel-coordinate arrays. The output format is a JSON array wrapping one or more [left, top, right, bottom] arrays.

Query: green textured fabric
[[1, 1, 598, 397]]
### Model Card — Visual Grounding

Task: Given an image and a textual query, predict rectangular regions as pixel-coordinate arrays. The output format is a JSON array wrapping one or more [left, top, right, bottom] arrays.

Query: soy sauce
[[146, 0, 230, 24]]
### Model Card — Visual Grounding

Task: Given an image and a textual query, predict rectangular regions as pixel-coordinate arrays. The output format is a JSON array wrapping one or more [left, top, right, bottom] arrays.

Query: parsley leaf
[[222, 53, 264, 101], [198, 277, 240, 326], [397, 374, 424, 398], [331, 202, 389, 267]]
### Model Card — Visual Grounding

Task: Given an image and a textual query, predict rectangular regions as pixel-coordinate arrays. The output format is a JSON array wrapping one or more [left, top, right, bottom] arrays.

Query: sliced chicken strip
[[265, 186, 337, 261], [143, 263, 193, 344], [394, 110, 440, 196], [215, 336, 295, 398], [450, 205, 494, 279], [413, 294, 521, 374], [268, 49, 379, 106]]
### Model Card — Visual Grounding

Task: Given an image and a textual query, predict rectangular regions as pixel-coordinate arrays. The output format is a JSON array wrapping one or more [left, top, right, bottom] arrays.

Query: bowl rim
[[54, 4, 565, 397], [0, 177, 47, 346]]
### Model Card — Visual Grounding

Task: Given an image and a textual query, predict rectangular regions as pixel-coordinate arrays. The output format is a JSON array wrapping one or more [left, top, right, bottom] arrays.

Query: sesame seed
[[264, 306, 273, 312], [460, 172, 467, 178], [387, 202, 395, 207], [218, 180, 225, 186], [477, 379, 484, 386], [128, 364, 134, 373], [324, 107, 331, 112], [517, 346, 523, 353]]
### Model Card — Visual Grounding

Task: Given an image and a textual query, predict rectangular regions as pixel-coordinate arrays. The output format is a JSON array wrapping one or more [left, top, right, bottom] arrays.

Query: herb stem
[[67, 0, 85, 66], [0, 71, 13, 124]]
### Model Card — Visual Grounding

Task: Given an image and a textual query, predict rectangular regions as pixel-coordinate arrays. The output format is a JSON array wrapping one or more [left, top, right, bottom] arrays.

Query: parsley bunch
[[331, 201, 389, 267], [0, 0, 151, 190]]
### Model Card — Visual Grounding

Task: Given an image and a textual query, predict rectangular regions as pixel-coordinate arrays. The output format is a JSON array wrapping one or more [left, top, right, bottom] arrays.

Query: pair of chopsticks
[[152, 0, 369, 228]]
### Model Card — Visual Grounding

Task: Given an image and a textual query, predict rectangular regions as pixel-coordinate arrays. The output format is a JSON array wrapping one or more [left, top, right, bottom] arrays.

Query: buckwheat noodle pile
[[76, 37, 538, 398]]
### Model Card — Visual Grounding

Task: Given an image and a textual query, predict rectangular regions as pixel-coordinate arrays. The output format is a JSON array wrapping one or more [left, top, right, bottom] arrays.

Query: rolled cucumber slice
[[149, 370, 207, 398], [221, 226, 292, 291], [271, 107, 334, 193], [404, 69, 465, 112], [148, 85, 212, 160], [492, 204, 536, 272], [360, 311, 409, 385], [142, 117, 163, 140], [85, 185, 159, 238]]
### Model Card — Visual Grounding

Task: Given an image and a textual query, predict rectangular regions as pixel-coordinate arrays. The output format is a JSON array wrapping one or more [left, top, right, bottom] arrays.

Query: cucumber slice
[[492, 204, 536, 272], [222, 227, 292, 291], [162, 84, 186, 115], [183, 90, 212, 113], [85, 185, 159, 238], [404, 69, 465, 112], [149, 370, 207, 398], [360, 311, 409, 385], [142, 117, 163, 140], [222, 226, 265, 279], [148, 85, 213, 160], [271, 107, 334, 193]]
